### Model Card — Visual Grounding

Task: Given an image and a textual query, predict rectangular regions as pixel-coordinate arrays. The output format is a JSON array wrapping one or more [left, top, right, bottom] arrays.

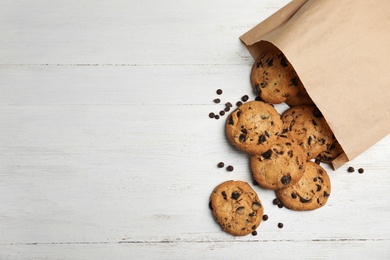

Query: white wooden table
[[1, 0, 389, 259]]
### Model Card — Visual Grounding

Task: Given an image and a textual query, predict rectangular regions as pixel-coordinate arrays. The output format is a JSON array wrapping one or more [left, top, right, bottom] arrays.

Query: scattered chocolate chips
[[347, 166, 355, 173], [262, 214, 269, 221], [225, 102, 233, 108], [277, 223, 284, 229], [226, 165, 234, 172], [217, 162, 224, 168], [224, 106, 230, 112], [214, 115, 220, 120], [277, 202, 284, 208], [241, 95, 249, 102], [272, 198, 280, 205], [219, 110, 225, 116], [358, 168, 364, 174], [213, 98, 221, 104], [251, 230, 258, 236], [209, 112, 215, 118], [236, 101, 243, 107], [216, 89, 223, 95]]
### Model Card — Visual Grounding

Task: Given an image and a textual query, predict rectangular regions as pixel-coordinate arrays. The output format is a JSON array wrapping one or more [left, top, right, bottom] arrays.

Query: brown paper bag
[[240, 0, 390, 169]]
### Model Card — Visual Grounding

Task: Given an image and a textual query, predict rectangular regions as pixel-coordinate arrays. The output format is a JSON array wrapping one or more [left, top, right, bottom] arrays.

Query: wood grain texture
[[0, 0, 389, 259]]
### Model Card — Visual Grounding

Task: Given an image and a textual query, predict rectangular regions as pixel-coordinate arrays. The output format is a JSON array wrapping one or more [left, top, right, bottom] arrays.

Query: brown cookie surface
[[251, 51, 302, 104], [275, 162, 331, 211], [281, 105, 333, 159], [250, 136, 307, 190], [226, 101, 283, 155], [210, 180, 264, 236]]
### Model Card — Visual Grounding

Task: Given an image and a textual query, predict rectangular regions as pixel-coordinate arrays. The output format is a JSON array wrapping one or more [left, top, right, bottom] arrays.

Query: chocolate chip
[[277, 203, 284, 208], [219, 110, 225, 116], [262, 214, 269, 221], [278, 54, 289, 67], [347, 166, 355, 173], [231, 191, 241, 200], [239, 134, 246, 143], [209, 112, 215, 118], [214, 115, 220, 120], [226, 165, 234, 172], [324, 191, 330, 197], [278, 223, 284, 228], [291, 193, 297, 199], [291, 77, 299, 86], [208, 201, 213, 210], [216, 89, 223, 95], [236, 111, 241, 117], [358, 168, 364, 174], [299, 197, 311, 203], [213, 98, 221, 104], [316, 184, 322, 192], [281, 175, 291, 185], [228, 115, 234, 125], [241, 95, 249, 102], [251, 225, 256, 230], [266, 58, 274, 66], [258, 134, 266, 144], [264, 131, 270, 138], [255, 96, 263, 102], [261, 149, 272, 159], [312, 119, 318, 126], [236, 101, 243, 107], [217, 162, 224, 168], [313, 108, 323, 118], [252, 201, 262, 210], [315, 159, 321, 165], [221, 191, 227, 200], [308, 136, 312, 146], [236, 206, 245, 214], [251, 231, 258, 236], [226, 102, 233, 108], [224, 106, 230, 112], [272, 198, 280, 205]]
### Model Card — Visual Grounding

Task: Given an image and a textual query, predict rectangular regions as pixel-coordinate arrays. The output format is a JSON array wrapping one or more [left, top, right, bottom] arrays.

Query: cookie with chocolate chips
[[226, 101, 283, 155], [281, 105, 333, 160], [250, 135, 307, 190], [275, 161, 331, 211], [251, 51, 302, 104], [210, 180, 264, 236]]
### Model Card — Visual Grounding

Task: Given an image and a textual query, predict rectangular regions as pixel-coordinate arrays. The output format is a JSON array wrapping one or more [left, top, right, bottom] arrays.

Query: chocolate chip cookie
[[281, 105, 333, 159], [226, 101, 283, 155], [275, 162, 331, 210], [250, 135, 307, 190], [210, 180, 264, 236], [251, 51, 302, 104]]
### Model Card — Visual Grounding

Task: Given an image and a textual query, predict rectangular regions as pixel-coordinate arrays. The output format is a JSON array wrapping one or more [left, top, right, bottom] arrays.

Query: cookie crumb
[[226, 165, 234, 172], [277, 223, 284, 229], [347, 166, 355, 173], [262, 214, 269, 221], [358, 168, 364, 174], [216, 89, 223, 95]]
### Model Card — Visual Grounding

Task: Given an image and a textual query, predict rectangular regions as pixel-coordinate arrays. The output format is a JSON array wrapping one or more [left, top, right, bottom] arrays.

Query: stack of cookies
[[210, 50, 342, 236]]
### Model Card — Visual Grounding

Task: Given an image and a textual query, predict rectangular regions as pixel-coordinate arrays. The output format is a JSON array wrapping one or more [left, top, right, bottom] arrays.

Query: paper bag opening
[[240, 0, 390, 169]]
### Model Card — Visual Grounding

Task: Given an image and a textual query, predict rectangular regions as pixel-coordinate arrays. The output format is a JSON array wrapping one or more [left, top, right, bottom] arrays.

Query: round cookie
[[281, 105, 333, 160], [226, 101, 283, 155], [285, 85, 315, 107], [315, 140, 344, 164], [275, 161, 331, 211], [250, 135, 307, 190], [209, 180, 264, 236], [251, 51, 302, 104]]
